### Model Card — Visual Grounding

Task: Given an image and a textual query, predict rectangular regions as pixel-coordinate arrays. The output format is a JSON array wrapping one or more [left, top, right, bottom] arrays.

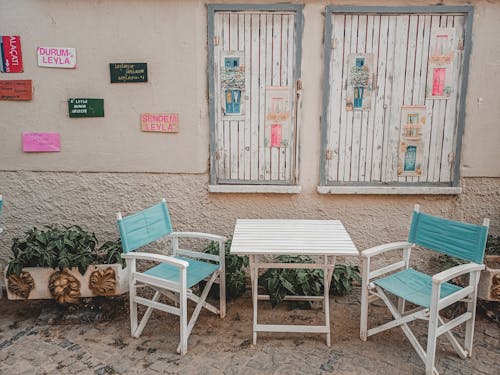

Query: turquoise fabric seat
[[374, 268, 462, 308], [144, 257, 219, 288]]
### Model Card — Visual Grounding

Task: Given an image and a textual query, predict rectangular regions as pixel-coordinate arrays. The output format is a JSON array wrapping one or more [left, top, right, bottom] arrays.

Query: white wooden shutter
[[210, 9, 301, 185], [322, 7, 471, 188]]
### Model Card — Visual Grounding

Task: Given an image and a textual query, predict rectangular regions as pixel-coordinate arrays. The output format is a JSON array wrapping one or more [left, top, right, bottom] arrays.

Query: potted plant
[[5, 225, 127, 303], [478, 235, 500, 301]]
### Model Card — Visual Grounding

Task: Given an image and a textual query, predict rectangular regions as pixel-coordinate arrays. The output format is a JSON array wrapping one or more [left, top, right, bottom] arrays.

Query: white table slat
[[230, 219, 358, 255]]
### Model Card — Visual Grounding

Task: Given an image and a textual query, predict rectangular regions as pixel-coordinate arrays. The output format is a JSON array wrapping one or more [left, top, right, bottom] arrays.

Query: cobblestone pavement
[[0, 290, 498, 375]]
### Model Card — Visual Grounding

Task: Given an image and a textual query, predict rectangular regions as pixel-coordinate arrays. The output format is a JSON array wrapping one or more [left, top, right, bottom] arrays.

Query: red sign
[[0, 80, 32, 100], [1, 36, 23, 73]]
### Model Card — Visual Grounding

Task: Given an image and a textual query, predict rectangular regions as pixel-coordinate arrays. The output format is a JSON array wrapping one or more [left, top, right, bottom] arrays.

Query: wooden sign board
[[0, 80, 32, 100], [22, 132, 60, 152], [141, 113, 179, 133], [37, 47, 76, 68], [68, 98, 104, 118], [110, 63, 147, 83], [1, 35, 23, 73]]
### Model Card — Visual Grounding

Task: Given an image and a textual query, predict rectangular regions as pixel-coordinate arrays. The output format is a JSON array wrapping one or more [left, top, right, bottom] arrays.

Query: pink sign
[[141, 113, 179, 133], [37, 47, 76, 68], [22, 132, 61, 152]]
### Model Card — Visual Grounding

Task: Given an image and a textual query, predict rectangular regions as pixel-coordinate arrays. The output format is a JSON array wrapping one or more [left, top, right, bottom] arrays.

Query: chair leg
[[426, 292, 440, 375], [219, 268, 226, 318], [465, 272, 479, 357], [360, 257, 369, 341], [178, 272, 188, 355]]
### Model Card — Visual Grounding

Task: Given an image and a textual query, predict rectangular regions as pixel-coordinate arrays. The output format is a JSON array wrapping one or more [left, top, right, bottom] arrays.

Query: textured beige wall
[[0, 0, 499, 176], [0, 172, 498, 268]]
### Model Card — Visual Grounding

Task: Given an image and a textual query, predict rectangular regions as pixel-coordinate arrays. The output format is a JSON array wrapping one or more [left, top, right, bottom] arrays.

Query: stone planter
[[477, 255, 500, 301], [5, 264, 128, 303]]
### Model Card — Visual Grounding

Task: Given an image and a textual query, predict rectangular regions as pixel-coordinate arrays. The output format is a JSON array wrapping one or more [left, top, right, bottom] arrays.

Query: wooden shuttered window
[[320, 6, 473, 191], [208, 5, 303, 187]]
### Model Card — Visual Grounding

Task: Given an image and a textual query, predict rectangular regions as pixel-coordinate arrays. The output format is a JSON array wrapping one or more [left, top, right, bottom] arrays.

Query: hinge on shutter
[[215, 151, 221, 160], [214, 36, 220, 46], [457, 38, 464, 51], [331, 38, 337, 49], [296, 80, 302, 97], [326, 150, 333, 160]]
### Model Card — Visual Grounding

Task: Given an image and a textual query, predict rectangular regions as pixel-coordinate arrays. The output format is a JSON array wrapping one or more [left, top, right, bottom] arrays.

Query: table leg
[[324, 255, 337, 346], [250, 255, 258, 345]]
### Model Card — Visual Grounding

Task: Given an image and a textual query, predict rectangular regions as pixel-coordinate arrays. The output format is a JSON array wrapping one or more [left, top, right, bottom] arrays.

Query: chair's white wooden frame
[[359, 205, 489, 375], [118, 212, 226, 355]]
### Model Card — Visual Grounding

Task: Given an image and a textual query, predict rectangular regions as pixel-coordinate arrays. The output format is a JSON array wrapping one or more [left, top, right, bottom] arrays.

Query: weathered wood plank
[[361, 15, 375, 182], [427, 15, 445, 182], [240, 14, 250, 181], [223, 13, 231, 180], [229, 13, 239, 180], [259, 15, 267, 180], [440, 15, 464, 182], [371, 15, 389, 182], [327, 14, 346, 181], [264, 14, 273, 181], [399, 15, 418, 183], [418, 15, 433, 183], [380, 15, 397, 181], [250, 14, 260, 181], [270, 14, 282, 181], [284, 14, 295, 182], [343, 15, 358, 181], [214, 13, 224, 180], [351, 15, 367, 182], [337, 15, 352, 181]]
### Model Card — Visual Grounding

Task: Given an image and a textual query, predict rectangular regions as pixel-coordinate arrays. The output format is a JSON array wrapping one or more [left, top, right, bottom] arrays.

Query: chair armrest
[[122, 252, 189, 268], [169, 231, 227, 242], [361, 241, 412, 258], [432, 263, 485, 285]]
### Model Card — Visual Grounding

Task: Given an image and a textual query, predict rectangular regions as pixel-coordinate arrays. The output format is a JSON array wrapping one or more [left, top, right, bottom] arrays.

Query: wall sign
[[37, 47, 76, 68], [109, 63, 147, 83], [0, 80, 32, 100], [22, 132, 60, 152], [68, 98, 104, 118], [141, 113, 179, 133], [1, 36, 23, 73]]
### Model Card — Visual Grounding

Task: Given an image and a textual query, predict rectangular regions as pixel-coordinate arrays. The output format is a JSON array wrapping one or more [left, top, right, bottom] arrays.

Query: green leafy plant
[[259, 255, 361, 307], [7, 225, 125, 277], [331, 264, 362, 296], [204, 238, 249, 299]]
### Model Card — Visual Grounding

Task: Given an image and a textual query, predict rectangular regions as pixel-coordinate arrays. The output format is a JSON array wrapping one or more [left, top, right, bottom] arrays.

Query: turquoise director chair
[[116, 199, 226, 355], [360, 205, 489, 375]]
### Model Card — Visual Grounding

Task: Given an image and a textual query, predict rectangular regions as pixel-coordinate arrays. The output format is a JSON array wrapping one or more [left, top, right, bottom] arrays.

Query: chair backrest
[[408, 206, 489, 264], [117, 199, 173, 253]]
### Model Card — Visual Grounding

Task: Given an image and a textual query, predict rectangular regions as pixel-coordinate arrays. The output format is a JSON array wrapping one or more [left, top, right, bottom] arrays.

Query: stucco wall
[[0, 172, 498, 268]]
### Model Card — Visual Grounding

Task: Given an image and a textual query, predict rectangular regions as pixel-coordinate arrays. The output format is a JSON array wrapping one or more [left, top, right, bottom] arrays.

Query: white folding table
[[230, 219, 358, 345]]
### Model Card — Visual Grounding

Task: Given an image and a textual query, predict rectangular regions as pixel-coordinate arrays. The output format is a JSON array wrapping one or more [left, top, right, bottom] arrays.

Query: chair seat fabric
[[144, 257, 219, 288], [374, 268, 462, 308]]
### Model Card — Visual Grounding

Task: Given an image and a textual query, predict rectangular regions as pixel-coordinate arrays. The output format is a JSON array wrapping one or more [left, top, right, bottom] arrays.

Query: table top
[[230, 219, 358, 256]]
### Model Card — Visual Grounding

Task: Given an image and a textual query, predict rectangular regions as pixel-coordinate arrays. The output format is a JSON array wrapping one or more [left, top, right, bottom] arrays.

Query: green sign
[[68, 98, 104, 118], [109, 63, 148, 83]]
